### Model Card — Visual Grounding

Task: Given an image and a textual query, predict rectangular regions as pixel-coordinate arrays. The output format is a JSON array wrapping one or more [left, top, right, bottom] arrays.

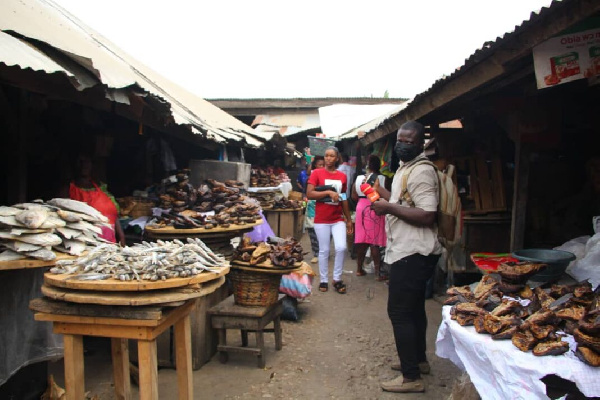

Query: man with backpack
[[371, 120, 443, 393]]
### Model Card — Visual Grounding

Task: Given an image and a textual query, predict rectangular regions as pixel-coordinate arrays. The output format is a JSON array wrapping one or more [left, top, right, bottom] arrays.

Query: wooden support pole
[[137, 340, 159, 400], [111, 338, 131, 400], [510, 137, 530, 251], [174, 315, 193, 400], [63, 334, 85, 400]]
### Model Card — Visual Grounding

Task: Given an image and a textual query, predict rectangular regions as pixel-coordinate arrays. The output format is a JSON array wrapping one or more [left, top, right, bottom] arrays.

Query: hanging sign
[[533, 26, 600, 89]]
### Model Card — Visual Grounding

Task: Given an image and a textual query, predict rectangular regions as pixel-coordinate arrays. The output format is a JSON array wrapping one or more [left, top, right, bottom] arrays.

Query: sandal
[[356, 270, 366, 277], [319, 282, 328, 292], [333, 280, 347, 294]]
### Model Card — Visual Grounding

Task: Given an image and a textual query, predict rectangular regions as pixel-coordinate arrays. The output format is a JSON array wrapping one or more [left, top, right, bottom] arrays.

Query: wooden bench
[[208, 294, 284, 368], [30, 297, 196, 400]]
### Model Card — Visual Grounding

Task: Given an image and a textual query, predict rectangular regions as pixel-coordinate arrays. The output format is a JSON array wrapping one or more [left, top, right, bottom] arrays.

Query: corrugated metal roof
[[0, 0, 264, 148], [252, 112, 321, 139], [359, 0, 589, 145]]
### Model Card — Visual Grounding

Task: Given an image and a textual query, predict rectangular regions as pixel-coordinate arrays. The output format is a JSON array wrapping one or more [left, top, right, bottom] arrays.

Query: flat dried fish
[[10, 228, 50, 235], [0, 249, 26, 262], [12, 232, 62, 247], [0, 206, 21, 216], [56, 227, 82, 240], [39, 217, 66, 229], [63, 239, 87, 256], [15, 209, 48, 229], [47, 198, 108, 222], [0, 215, 26, 228], [24, 248, 56, 261], [1, 240, 42, 252], [66, 220, 102, 235], [56, 209, 83, 222]]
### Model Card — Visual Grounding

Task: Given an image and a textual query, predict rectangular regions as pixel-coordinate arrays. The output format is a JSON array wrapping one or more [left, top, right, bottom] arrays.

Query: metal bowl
[[512, 249, 576, 283]]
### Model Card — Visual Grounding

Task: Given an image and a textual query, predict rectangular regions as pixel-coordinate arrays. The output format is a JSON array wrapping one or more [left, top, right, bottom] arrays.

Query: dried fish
[[0, 206, 22, 216], [10, 228, 50, 235], [39, 216, 66, 229], [24, 248, 56, 261], [49, 238, 226, 281], [15, 209, 48, 229], [12, 232, 62, 247], [0, 249, 26, 262], [56, 227, 82, 240], [63, 240, 87, 256], [1, 240, 42, 252], [0, 215, 26, 228], [47, 198, 108, 222]]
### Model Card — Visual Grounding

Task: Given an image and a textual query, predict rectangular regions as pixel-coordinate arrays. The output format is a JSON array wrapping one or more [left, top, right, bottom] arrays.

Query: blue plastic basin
[[512, 249, 576, 283]]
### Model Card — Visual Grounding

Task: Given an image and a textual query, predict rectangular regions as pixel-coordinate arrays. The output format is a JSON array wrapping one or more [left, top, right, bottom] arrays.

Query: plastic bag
[[567, 233, 600, 289], [279, 262, 315, 299], [281, 296, 299, 321], [244, 210, 275, 243]]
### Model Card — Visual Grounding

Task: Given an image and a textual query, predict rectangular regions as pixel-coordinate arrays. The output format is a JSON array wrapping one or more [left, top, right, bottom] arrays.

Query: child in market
[[304, 156, 324, 264]]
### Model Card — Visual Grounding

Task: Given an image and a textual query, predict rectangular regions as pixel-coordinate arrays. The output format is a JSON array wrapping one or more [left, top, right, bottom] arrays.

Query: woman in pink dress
[[351, 155, 387, 279]]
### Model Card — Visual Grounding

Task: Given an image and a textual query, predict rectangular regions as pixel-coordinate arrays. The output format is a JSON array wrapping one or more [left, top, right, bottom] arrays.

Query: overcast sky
[[53, 0, 554, 100]]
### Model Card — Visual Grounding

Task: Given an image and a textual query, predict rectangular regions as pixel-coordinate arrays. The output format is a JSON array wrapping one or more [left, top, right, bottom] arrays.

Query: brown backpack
[[400, 161, 462, 248]]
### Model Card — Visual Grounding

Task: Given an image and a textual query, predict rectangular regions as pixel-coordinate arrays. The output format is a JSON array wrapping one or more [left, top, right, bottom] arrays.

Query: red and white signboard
[[533, 27, 600, 89]]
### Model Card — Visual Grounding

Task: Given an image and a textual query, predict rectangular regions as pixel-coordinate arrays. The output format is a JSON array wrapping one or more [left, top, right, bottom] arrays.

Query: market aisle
[[48, 232, 463, 399]]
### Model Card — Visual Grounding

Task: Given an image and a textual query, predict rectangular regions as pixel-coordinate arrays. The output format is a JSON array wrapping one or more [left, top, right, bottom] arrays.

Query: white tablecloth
[[436, 306, 600, 399]]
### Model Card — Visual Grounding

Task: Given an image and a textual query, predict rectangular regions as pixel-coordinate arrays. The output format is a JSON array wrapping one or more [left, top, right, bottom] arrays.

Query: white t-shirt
[[354, 173, 386, 197]]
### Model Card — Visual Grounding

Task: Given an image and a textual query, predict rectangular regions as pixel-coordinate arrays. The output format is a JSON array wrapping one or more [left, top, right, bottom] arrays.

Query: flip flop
[[356, 270, 366, 276], [333, 280, 347, 294], [319, 282, 328, 292]]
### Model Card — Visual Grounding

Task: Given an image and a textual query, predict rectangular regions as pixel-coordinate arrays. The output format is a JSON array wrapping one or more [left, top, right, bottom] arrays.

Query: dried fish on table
[[0, 249, 26, 261], [49, 238, 227, 281], [1, 240, 42, 252], [47, 198, 108, 223], [0, 206, 21, 216], [15, 209, 48, 228]]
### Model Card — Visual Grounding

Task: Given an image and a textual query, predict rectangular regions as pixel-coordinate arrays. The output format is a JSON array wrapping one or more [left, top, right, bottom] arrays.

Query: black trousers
[[387, 253, 440, 379]]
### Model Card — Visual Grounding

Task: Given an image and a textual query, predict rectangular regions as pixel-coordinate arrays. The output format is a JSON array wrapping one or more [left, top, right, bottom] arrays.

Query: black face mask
[[395, 141, 421, 162]]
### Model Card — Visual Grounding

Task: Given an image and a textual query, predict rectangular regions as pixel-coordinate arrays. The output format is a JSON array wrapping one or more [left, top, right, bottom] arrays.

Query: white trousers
[[314, 221, 347, 283]]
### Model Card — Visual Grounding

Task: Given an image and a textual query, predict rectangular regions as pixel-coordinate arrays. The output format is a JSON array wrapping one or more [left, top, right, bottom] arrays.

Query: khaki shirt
[[384, 155, 442, 264]]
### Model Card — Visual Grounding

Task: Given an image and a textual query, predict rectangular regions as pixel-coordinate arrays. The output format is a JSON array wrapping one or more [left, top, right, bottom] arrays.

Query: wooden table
[[208, 294, 284, 368], [31, 297, 196, 400]]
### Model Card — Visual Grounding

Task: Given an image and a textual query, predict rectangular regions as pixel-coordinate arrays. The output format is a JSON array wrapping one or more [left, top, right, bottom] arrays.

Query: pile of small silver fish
[[0, 198, 110, 262], [49, 238, 226, 281]]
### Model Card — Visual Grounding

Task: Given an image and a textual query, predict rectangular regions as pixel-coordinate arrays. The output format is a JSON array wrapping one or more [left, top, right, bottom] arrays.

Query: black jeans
[[387, 253, 440, 379]]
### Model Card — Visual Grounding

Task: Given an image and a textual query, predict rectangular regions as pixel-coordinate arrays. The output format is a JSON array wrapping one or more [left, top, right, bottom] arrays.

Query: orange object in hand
[[360, 183, 380, 202]]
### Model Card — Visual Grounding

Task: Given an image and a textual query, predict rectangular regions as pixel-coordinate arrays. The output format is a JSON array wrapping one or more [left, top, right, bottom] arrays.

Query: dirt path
[[49, 234, 464, 399]]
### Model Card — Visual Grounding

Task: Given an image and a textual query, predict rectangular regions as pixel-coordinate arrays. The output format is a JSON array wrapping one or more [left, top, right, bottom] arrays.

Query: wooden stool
[[31, 297, 196, 400], [208, 294, 284, 368]]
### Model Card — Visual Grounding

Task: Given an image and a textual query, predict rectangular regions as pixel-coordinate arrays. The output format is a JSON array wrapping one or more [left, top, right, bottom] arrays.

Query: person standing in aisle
[[371, 121, 442, 393], [306, 147, 353, 294], [304, 156, 324, 264], [350, 154, 387, 278]]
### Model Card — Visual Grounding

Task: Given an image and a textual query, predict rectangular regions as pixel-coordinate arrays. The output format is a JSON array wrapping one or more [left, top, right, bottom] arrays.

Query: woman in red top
[[306, 146, 353, 294], [66, 153, 126, 246]]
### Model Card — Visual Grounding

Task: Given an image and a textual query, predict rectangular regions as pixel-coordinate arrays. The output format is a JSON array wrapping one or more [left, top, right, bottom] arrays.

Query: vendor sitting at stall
[[60, 152, 126, 246]]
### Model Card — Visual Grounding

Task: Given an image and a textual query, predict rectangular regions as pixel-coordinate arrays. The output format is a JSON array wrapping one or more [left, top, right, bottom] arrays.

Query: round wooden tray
[[230, 260, 299, 274], [44, 264, 229, 292], [41, 275, 226, 306], [145, 219, 263, 235], [0, 252, 76, 271]]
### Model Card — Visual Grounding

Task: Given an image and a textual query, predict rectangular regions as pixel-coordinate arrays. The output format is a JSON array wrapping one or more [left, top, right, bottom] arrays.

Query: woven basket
[[229, 268, 282, 307], [129, 202, 154, 219]]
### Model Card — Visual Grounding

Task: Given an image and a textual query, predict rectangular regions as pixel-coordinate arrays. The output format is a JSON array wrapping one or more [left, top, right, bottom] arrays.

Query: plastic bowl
[[512, 249, 576, 283]]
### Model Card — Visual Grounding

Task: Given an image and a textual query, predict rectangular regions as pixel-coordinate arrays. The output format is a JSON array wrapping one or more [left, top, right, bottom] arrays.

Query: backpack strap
[[400, 160, 436, 207]]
